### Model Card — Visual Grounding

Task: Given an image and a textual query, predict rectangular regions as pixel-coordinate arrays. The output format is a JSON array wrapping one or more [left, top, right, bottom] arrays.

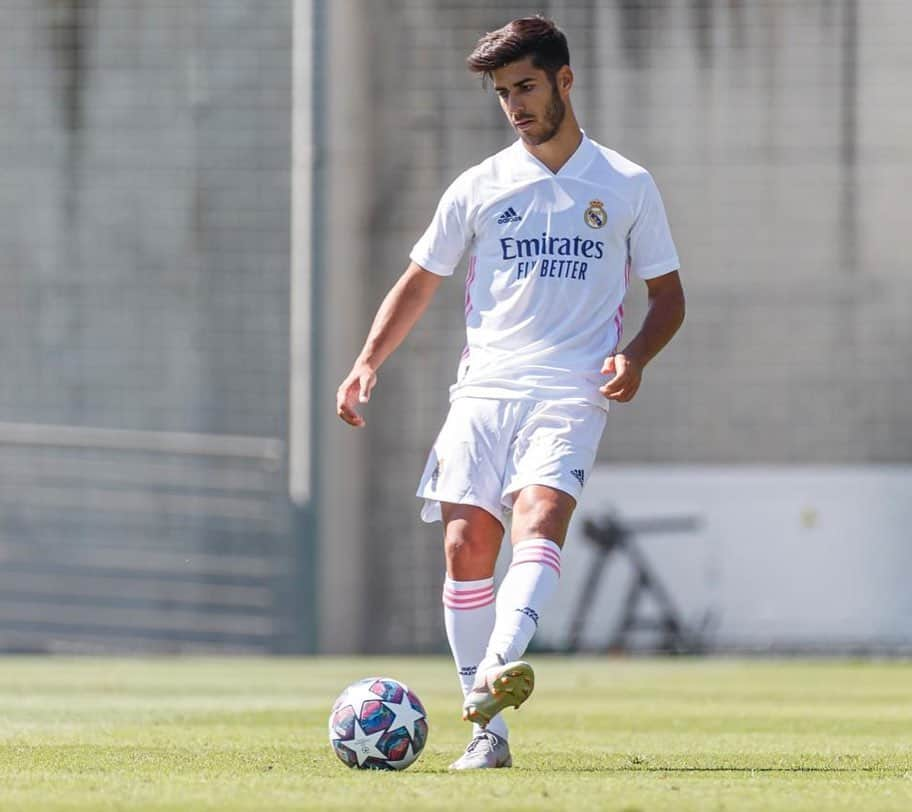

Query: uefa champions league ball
[[328, 677, 429, 770]]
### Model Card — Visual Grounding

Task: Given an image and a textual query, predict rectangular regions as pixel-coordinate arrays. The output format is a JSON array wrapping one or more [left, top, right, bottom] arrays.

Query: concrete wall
[[1, 1, 909, 653], [0, 1, 297, 652], [0, 1, 292, 436], [324, 0, 912, 651]]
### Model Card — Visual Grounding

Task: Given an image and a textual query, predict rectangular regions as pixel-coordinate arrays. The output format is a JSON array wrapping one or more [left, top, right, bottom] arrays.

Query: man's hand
[[599, 353, 643, 403], [336, 363, 377, 427], [334, 263, 442, 428]]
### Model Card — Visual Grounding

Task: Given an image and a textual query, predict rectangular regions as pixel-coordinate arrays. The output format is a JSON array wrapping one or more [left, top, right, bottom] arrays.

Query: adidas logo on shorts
[[496, 206, 522, 224], [570, 468, 585, 487]]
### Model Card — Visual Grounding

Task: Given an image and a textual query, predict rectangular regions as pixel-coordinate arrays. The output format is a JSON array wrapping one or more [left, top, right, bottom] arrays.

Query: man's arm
[[600, 270, 685, 403], [336, 262, 443, 427]]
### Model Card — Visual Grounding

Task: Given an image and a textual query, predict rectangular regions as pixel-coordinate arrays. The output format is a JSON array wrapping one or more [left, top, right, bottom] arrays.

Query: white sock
[[443, 576, 509, 740], [484, 538, 561, 664]]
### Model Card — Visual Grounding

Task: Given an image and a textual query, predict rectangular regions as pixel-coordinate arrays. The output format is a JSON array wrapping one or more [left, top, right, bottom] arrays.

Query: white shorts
[[416, 397, 608, 525]]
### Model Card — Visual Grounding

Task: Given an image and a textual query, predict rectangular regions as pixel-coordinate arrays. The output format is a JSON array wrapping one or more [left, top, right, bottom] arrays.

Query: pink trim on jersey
[[610, 256, 632, 354], [510, 543, 561, 577], [442, 582, 495, 610], [612, 305, 624, 354], [464, 255, 477, 317]]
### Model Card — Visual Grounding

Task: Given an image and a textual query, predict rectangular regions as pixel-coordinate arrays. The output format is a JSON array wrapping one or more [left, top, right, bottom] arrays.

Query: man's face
[[492, 58, 569, 146]]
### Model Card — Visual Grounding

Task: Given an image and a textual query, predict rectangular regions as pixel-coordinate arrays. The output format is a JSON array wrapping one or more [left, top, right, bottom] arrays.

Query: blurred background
[[0, 0, 909, 656]]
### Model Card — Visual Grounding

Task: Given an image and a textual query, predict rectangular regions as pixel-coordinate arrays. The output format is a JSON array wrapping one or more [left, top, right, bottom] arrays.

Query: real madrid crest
[[584, 199, 607, 229]]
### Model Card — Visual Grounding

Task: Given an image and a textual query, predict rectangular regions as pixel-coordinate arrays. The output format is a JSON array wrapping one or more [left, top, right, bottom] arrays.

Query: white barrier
[[531, 466, 912, 653]]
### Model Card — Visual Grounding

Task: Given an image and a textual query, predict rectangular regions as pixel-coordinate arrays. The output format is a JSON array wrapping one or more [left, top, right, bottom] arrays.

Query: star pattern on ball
[[345, 717, 388, 767], [329, 678, 428, 771], [384, 694, 426, 741]]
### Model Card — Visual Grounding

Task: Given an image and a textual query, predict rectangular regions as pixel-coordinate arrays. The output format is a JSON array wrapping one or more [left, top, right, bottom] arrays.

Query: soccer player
[[336, 16, 685, 769]]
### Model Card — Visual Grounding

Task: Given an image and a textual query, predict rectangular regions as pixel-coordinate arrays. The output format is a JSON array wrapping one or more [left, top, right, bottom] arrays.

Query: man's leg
[[463, 485, 575, 726], [442, 503, 503, 708], [487, 485, 574, 661], [440, 502, 512, 767]]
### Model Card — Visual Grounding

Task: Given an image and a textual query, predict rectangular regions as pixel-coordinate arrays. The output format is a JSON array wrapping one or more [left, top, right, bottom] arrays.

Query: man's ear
[[557, 65, 574, 94]]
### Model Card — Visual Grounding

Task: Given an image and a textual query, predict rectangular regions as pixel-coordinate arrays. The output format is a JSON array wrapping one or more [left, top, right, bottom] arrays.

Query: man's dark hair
[[467, 16, 570, 82]]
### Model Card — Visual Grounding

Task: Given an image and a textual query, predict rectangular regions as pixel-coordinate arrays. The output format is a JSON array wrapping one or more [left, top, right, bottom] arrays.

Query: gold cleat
[[462, 658, 535, 727]]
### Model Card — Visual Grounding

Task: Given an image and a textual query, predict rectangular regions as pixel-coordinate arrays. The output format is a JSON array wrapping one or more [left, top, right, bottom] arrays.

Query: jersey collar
[[512, 131, 596, 179]]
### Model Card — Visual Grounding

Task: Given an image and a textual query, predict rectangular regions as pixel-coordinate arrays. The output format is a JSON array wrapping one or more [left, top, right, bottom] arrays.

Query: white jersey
[[409, 134, 679, 410]]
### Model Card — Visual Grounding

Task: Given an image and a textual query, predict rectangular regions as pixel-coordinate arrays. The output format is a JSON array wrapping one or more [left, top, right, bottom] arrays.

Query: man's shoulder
[[444, 142, 523, 203], [586, 139, 652, 182], [463, 142, 521, 181]]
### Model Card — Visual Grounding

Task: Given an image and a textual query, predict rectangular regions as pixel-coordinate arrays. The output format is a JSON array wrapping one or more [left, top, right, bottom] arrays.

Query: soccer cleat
[[448, 731, 512, 770], [462, 656, 535, 728]]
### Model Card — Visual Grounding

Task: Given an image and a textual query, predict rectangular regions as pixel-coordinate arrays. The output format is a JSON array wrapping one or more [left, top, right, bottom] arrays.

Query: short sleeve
[[409, 174, 473, 277], [628, 172, 680, 280]]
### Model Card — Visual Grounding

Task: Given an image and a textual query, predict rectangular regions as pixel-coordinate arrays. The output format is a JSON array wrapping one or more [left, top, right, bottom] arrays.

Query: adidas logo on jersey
[[496, 206, 522, 224], [570, 468, 585, 487]]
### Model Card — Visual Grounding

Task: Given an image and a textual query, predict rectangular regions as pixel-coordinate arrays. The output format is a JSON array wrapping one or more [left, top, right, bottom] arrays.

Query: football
[[328, 677, 429, 770]]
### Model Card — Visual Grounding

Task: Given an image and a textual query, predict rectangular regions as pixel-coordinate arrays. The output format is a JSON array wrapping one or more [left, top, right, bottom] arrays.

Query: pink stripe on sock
[[443, 592, 494, 609], [513, 553, 560, 564], [443, 584, 494, 599], [510, 550, 561, 576], [443, 589, 495, 606], [510, 559, 560, 575], [513, 542, 560, 554], [511, 549, 561, 567], [510, 558, 561, 577]]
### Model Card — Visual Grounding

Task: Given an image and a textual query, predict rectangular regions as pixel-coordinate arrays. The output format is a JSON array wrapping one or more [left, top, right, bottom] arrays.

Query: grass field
[[1, 657, 911, 811]]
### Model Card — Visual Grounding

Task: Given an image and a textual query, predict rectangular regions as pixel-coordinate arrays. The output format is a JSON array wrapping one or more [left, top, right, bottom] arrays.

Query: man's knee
[[511, 486, 576, 545], [441, 504, 503, 578], [444, 528, 498, 569]]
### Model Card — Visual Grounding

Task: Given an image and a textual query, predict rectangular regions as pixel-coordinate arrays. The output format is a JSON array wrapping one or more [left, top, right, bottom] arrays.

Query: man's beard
[[518, 85, 566, 146]]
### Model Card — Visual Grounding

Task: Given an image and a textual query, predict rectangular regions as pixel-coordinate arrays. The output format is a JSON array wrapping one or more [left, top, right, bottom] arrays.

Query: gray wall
[[1, 1, 908, 653], [320, 0, 912, 651], [1, 1, 292, 435], [0, 1, 297, 652]]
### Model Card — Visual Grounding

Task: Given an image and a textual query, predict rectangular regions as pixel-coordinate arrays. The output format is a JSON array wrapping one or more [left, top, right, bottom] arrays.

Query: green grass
[[0, 657, 911, 811]]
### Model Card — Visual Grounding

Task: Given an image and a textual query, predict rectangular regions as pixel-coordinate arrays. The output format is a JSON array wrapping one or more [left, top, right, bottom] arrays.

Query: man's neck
[[522, 115, 583, 175]]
